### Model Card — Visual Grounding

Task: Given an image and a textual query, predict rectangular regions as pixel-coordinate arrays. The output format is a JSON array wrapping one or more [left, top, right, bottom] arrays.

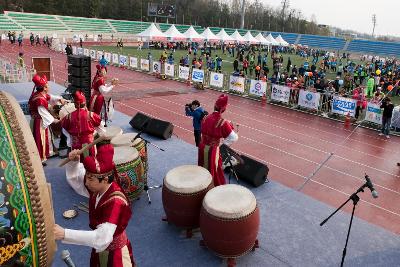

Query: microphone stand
[[133, 131, 164, 204], [320, 180, 369, 267], [224, 150, 240, 184]]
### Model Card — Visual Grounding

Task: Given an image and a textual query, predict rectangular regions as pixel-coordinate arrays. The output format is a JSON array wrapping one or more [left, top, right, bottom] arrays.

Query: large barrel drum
[[0, 91, 55, 266], [162, 165, 213, 236], [200, 184, 259, 266]]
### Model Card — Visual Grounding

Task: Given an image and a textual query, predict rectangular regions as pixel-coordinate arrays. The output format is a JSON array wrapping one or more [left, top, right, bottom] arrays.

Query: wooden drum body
[[200, 184, 259, 263], [0, 92, 55, 266], [113, 147, 144, 202], [162, 165, 213, 232]]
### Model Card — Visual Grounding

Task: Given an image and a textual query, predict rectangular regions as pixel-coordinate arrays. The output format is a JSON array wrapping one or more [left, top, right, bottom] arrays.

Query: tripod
[[136, 135, 164, 204], [223, 150, 241, 184], [320, 182, 368, 267]]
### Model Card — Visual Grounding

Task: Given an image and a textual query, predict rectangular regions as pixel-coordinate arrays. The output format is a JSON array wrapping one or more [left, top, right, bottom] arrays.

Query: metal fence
[[0, 57, 35, 84]]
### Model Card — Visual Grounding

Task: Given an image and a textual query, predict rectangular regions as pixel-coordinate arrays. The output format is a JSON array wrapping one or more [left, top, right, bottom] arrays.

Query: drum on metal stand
[[113, 146, 145, 202], [200, 184, 260, 267], [162, 165, 213, 238]]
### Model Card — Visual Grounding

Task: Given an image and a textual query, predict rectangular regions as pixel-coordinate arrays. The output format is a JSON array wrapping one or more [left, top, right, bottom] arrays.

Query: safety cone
[[344, 112, 351, 129], [261, 93, 266, 106]]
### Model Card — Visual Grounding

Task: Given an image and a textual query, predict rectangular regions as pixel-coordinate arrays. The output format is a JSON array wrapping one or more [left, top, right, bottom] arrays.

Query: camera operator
[[185, 100, 205, 147]]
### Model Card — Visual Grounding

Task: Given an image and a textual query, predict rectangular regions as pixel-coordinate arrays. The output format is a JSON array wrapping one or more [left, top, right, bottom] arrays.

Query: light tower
[[372, 14, 377, 38], [240, 0, 245, 29]]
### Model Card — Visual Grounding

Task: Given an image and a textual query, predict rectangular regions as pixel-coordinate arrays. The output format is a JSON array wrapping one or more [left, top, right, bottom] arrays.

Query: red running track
[[2, 43, 400, 234]]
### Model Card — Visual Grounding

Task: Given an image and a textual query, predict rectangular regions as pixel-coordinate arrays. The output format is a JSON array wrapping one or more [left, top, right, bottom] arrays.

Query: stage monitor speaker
[[233, 155, 269, 187], [68, 55, 91, 67], [129, 112, 152, 131], [145, 118, 174, 140]]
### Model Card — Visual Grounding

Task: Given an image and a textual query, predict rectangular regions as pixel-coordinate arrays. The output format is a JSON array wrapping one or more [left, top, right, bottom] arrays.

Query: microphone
[[61, 250, 76, 267], [364, 175, 378, 199]]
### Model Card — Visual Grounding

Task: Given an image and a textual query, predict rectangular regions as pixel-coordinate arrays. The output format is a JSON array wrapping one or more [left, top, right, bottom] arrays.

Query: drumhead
[[103, 125, 123, 138], [113, 146, 139, 165], [164, 165, 212, 194], [203, 184, 256, 219], [59, 103, 76, 119], [111, 132, 138, 147]]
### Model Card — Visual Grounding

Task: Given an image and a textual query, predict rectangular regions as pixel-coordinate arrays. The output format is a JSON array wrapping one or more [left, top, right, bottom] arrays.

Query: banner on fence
[[249, 80, 267, 97], [365, 102, 382, 124], [119, 55, 128, 66], [57, 44, 62, 52], [270, 84, 290, 103], [112, 54, 119, 65], [152, 61, 161, 73], [77, 47, 83, 55], [165, 63, 174, 77], [96, 50, 103, 61], [72, 46, 77, 55], [90, 50, 96, 59], [298, 90, 321, 110], [84, 49, 89, 56], [210, 72, 224, 88], [332, 96, 357, 117], [104, 52, 111, 62], [229, 76, 245, 93], [140, 59, 150, 71], [129, 57, 138, 68], [192, 69, 204, 83], [178, 66, 190, 80]]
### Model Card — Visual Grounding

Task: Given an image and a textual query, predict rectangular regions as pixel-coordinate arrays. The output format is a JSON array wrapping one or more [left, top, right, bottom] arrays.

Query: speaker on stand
[[67, 55, 91, 106]]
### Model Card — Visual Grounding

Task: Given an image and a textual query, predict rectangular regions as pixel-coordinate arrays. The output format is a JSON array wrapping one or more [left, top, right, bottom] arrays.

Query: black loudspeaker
[[129, 112, 151, 130], [233, 155, 269, 187], [68, 75, 91, 88], [68, 65, 90, 77], [68, 55, 91, 67], [145, 118, 174, 140]]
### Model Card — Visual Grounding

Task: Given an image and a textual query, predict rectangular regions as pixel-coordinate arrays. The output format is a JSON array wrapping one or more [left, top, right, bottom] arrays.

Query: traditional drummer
[[198, 94, 238, 186], [61, 91, 102, 158], [54, 142, 136, 267], [89, 64, 117, 122], [28, 74, 65, 165]]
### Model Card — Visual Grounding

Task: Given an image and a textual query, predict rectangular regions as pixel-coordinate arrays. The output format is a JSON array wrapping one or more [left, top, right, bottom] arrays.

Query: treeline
[[0, 0, 330, 35]]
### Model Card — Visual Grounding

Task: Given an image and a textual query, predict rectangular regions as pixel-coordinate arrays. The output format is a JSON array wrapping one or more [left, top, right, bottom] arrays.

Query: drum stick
[[58, 135, 106, 167]]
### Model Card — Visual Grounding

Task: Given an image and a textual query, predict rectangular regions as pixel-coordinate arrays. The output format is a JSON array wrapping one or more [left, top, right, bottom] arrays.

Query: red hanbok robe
[[61, 108, 101, 155], [28, 91, 58, 161], [198, 111, 234, 186], [90, 76, 113, 120], [88, 182, 134, 267]]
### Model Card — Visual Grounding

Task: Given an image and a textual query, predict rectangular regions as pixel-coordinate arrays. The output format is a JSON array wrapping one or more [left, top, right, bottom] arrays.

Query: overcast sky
[[261, 0, 397, 37]]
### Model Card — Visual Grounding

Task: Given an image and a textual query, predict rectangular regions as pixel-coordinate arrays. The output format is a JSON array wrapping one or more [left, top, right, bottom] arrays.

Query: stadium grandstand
[[1, 11, 400, 57]]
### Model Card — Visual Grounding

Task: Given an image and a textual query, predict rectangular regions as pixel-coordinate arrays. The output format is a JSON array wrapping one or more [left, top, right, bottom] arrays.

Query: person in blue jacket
[[185, 100, 205, 147]]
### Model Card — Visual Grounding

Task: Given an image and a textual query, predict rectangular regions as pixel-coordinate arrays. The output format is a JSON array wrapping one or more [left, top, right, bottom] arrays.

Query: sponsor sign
[[332, 96, 357, 117], [249, 80, 267, 97], [152, 61, 161, 73], [298, 90, 321, 110], [178, 66, 190, 80], [90, 50, 96, 59], [140, 59, 150, 71], [129, 57, 138, 68], [77, 47, 83, 55], [84, 48, 89, 56], [96, 50, 103, 61], [119, 55, 128, 66], [365, 102, 382, 125], [270, 84, 290, 103], [72, 46, 77, 55], [210, 72, 224, 88], [165, 63, 174, 77], [192, 69, 204, 83], [229, 76, 245, 93], [112, 53, 119, 65], [104, 52, 111, 62]]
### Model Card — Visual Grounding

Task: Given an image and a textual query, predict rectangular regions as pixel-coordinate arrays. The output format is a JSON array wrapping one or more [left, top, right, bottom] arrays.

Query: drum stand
[[320, 181, 369, 267], [141, 137, 164, 204]]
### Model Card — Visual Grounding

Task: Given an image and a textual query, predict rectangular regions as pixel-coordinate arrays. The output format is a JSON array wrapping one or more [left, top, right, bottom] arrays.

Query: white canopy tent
[[255, 33, 270, 45], [164, 25, 187, 41], [275, 34, 289, 46], [243, 31, 259, 44], [200, 27, 220, 42], [265, 33, 280, 46], [136, 23, 167, 41], [216, 29, 235, 42], [230, 30, 246, 43], [183, 26, 204, 41]]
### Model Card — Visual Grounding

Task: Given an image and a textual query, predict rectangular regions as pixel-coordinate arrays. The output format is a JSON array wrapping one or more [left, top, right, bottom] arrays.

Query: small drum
[[200, 184, 259, 262], [111, 132, 138, 147], [113, 146, 145, 201], [162, 165, 213, 235], [102, 125, 123, 137], [59, 103, 76, 119]]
